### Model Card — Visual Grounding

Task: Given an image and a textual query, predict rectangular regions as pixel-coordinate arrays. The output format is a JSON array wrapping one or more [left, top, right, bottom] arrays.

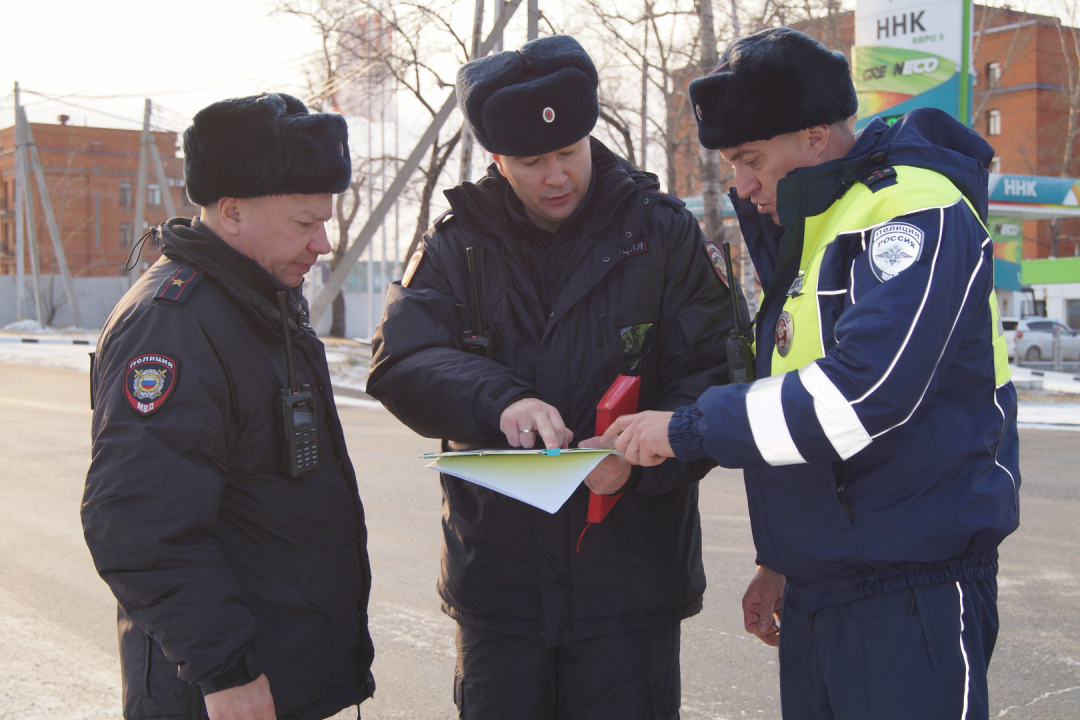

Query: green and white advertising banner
[[987, 214, 1024, 264], [854, 0, 972, 128]]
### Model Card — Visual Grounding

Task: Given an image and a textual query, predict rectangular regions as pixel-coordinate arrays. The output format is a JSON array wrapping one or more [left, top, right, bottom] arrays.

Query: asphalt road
[[0, 362, 1077, 719]]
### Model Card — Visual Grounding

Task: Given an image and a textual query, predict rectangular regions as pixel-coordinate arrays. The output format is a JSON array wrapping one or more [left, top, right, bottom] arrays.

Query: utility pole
[[131, 99, 152, 287], [528, 0, 539, 40], [17, 143, 44, 326], [641, 2, 650, 172], [18, 107, 81, 327], [147, 109, 177, 219], [13, 83, 25, 322], [458, 0, 486, 184]]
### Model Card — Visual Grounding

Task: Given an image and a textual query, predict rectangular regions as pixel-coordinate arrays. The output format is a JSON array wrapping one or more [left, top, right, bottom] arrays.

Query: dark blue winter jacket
[[670, 108, 1021, 608]]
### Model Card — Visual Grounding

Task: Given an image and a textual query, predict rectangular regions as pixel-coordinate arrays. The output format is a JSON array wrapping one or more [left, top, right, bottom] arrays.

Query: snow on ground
[[2, 331, 1078, 427]]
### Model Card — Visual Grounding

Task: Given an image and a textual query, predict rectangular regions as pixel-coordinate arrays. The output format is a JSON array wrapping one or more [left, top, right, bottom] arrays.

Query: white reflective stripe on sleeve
[[746, 373, 807, 466], [798, 362, 872, 460]]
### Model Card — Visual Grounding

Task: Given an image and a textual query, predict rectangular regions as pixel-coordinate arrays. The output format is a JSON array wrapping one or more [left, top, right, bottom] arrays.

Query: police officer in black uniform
[[368, 36, 739, 719], [83, 94, 375, 720]]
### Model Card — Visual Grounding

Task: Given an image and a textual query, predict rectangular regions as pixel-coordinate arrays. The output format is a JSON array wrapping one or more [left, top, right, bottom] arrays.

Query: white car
[[1015, 318, 1080, 363]]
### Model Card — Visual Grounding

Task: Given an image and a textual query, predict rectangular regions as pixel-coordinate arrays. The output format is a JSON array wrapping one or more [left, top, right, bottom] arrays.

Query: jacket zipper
[[501, 244, 545, 337], [548, 186, 637, 318]]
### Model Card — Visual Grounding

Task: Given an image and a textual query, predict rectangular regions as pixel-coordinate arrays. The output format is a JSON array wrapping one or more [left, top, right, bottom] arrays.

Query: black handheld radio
[[723, 242, 756, 384], [461, 247, 495, 359], [276, 291, 318, 478]]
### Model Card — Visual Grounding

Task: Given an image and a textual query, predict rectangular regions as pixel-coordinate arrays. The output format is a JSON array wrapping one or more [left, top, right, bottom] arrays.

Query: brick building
[[0, 120, 194, 278]]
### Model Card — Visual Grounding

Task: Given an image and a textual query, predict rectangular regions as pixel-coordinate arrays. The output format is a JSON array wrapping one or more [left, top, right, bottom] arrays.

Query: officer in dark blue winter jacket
[[589, 29, 1020, 720], [369, 35, 737, 720]]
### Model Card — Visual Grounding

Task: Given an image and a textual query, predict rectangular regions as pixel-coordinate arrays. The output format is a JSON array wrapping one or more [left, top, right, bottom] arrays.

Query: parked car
[[1001, 317, 1020, 361], [1015, 318, 1080, 362]]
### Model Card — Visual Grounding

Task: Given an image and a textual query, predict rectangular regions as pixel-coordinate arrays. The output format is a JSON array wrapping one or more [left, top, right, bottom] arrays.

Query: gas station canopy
[[988, 173, 1080, 221]]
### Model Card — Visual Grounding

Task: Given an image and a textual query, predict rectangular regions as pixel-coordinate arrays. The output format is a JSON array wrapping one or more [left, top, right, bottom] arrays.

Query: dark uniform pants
[[779, 578, 999, 720], [453, 621, 682, 720]]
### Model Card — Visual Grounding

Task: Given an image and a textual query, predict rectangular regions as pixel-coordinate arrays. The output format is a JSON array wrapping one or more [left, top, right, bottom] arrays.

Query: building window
[[988, 109, 1002, 136], [119, 182, 133, 207], [986, 61, 1001, 86], [990, 157, 1001, 174], [147, 184, 162, 207], [120, 222, 134, 247]]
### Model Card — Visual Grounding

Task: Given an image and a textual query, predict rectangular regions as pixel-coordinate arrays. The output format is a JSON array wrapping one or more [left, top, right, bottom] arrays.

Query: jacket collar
[[157, 217, 305, 332], [444, 137, 649, 242]]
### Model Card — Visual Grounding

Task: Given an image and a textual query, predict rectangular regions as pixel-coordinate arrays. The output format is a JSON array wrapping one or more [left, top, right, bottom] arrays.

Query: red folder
[[587, 375, 640, 523]]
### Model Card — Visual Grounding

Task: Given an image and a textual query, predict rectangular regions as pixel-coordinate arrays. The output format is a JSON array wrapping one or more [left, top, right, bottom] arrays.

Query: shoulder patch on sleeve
[[646, 189, 686, 209], [125, 353, 179, 416], [870, 222, 923, 282], [702, 240, 730, 287], [402, 246, 425, 288], [154, 266, 202, 303]]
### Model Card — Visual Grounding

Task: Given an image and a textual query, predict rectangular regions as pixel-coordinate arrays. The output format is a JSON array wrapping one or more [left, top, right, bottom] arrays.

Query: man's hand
[[583, 411, 674, 466], [499, 398, 573, 450], [582, 453, 632, 495], [742, 565, 785, 647], [204, 674, 275, 720]]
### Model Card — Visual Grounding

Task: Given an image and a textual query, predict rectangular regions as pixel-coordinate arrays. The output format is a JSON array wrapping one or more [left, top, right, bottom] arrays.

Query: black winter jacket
[[82, 219, 375, 720], [368, 139, 737, 645]]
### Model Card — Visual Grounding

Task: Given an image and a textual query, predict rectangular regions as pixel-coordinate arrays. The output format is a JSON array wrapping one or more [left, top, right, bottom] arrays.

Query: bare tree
[[1051, 2, 1080, 256], [579, 0, 701, 194]]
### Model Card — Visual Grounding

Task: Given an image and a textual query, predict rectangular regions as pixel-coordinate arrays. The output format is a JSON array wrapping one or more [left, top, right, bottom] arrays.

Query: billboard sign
[[854, 0, 972, 128]]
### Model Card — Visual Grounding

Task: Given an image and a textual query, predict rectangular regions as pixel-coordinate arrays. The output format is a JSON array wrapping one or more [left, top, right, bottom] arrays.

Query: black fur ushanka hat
[[456, 35, 599, 157], [688, 28, 858, 150], [183, 93, 351, 206]]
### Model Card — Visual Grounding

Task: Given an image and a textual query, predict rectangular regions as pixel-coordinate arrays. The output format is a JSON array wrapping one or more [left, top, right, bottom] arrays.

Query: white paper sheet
[[424, 448, 616, 513]]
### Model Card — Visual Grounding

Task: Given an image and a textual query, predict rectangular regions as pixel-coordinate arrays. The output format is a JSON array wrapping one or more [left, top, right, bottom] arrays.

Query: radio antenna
[[277, 291, 298, 394]]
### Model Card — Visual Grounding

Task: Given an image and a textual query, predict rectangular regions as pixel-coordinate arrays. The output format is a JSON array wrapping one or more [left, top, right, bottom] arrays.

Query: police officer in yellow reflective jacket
[[586, 28, 1020, 720]]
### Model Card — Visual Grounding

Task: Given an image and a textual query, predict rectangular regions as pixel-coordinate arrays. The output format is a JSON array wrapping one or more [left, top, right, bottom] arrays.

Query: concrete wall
[[0, 274, 128, 330], [309, 288, 388, 340]]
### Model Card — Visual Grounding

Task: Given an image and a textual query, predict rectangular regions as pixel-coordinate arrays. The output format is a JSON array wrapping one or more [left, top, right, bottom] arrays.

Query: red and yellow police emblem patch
[[125, 354, 178, 416]]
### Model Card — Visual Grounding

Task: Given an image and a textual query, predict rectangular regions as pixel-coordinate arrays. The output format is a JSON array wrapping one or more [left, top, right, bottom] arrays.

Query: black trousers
[[453, 621, 682, 720]]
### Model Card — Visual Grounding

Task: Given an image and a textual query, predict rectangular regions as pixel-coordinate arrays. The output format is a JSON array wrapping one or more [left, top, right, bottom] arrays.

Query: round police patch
[[125, 354, 178, 416], [870, 222, 923, 282], [542, 107, 555, 123], [775, 311, 794, 357]]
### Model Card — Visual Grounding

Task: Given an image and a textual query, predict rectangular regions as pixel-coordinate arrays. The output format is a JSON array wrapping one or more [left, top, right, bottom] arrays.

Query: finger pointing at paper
[[581, 410, 675, 467]]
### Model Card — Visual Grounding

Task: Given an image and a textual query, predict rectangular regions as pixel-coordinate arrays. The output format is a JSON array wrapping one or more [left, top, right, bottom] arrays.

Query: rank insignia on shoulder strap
[[155, 266, 202, 303], [402, 246, 425, 288], [703, 241, 729, 287], [646, 189, 686, 209], [125, 353, 179, 416], [861, 166, 898, 192]]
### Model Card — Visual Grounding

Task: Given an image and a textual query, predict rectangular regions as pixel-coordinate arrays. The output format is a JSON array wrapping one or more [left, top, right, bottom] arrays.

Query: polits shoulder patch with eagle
[[703, 241, 730, 287], [870, 222, 923, 282], [125, 354, 178, 416]]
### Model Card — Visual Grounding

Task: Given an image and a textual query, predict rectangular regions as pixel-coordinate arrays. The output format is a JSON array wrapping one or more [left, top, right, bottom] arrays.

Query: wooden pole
[[19, 109, 81, 327], [12, 83, 25, 321]]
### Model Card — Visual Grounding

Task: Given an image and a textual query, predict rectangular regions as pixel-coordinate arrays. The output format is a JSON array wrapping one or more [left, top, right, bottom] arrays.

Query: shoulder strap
[[154, 265, 203, 304]]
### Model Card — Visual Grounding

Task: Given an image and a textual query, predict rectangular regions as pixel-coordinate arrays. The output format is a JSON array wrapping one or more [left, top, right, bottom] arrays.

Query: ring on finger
[[520, 428, 535, 434]]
